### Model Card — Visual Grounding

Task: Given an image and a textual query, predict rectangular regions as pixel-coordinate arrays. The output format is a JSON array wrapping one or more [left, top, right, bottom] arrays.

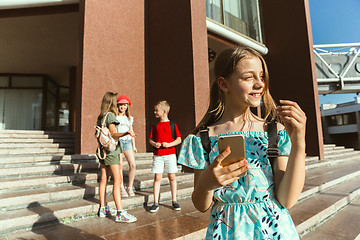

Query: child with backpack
[[96, 92, 137, 223], [148, 100, 182, 212], [116, 95, 137, 197], [177, 47, 306, 239]]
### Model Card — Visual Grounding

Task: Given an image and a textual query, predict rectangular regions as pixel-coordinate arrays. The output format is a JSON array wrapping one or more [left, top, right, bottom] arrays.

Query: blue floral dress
[[178, 131, 299, 240]]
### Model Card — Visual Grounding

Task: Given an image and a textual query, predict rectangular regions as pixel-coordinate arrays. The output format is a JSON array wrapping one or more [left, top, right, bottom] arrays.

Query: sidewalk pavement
[[2, 198, 210, 240]]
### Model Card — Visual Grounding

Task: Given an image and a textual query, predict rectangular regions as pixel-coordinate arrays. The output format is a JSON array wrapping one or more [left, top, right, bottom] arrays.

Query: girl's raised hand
[[199, 148, 249, 191], [276, 100, 307, 145]]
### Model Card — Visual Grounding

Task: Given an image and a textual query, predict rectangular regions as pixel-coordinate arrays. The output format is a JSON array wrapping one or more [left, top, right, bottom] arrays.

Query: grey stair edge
[[0, 130, 74, 134], [0, 143, 74, 148], [0, 161, 157, 178], [0, 150, 66, 155], [323, 144, 340, 150], [324, 151, 360, 160], [0, 163, 101, 178], [0, 170, 191, 193], [305, 155, 360, 170], [0, 173, 100, 192], [0, 153, 152, 162], [323, 149, 358, 158], [296, 187, 360, 236], [0, 158, 153, 168], [300, 170, 360, 201], [0, 184, 194, 233], [0, 154, 98, 163]]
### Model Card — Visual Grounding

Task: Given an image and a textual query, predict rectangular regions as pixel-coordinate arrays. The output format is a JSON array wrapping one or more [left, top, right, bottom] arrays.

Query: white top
[[116, 115, 134, 140]]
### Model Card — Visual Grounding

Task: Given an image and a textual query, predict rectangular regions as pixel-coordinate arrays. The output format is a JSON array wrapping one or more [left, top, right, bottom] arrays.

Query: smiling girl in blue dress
[[178, 47, 306, 239]]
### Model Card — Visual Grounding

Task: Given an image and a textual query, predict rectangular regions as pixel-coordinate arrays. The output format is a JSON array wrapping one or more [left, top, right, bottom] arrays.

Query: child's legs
[[168, 173, 177, 202], [152, 155, 165, 203], [119, 154, 125, 189], [164, 154, 178, 202], [99, 164, 110, 207], [109, 164, 123, 211], [153, 173, 162, 203], [123, 150, 136, 188]]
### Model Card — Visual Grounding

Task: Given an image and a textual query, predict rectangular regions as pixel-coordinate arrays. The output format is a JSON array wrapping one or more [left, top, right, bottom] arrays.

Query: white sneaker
[[115, 210, 137, 223], [127, 187, 135, 197], [121, 187, 129, 197]]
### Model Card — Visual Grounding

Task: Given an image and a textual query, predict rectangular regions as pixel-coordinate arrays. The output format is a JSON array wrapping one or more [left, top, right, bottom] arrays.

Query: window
[[206, 0, 263, 43], [326, 112, 356, 126]]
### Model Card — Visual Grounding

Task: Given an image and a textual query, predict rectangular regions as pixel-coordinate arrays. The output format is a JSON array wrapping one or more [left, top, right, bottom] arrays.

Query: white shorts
[[151, 154, 178, 174]]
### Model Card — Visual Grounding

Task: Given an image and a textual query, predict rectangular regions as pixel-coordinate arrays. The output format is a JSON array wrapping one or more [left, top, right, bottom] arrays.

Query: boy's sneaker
[[115, 210, 137, 223], [98, 206, 117, 217], [149, 203, 159, 213], [121, 187, 129, 198], [127, 187, 135, 197], [172, 201, 181, 211]]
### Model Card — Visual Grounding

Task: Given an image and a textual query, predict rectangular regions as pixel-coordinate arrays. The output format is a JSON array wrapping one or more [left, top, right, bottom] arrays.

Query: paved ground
[[2, 198, 210, 240]]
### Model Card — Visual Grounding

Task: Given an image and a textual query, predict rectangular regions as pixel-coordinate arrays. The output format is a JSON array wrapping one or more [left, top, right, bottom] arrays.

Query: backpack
[[152, 121, 180, 156], [94, 112, 117, 160]]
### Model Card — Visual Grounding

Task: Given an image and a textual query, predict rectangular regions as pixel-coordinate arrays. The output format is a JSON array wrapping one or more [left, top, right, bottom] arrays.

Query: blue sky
[[309, 0, 360, 105]]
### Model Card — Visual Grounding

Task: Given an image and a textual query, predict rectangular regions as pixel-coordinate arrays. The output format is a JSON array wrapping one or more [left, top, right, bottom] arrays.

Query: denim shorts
[[119, 138, 133, 151]]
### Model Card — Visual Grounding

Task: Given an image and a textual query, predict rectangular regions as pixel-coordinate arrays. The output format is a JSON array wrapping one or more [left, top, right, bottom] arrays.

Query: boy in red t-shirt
[[149, 101, 182, 212]]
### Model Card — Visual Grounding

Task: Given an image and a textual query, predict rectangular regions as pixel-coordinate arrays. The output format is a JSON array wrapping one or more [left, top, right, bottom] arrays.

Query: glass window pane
[[46, 92, 57, 130], [12, 76, 43, 88], [47, 80, 57, 95], [206, 0, 223, 24], [1, 89, 42, 130], [223, 0, 263, 43], [335, 115, 343, 125], [0, 76, 9, 87]]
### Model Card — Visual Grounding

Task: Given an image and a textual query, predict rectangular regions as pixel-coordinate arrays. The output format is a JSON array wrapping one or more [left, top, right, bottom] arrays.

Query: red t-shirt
[[149, 121, 181, 156]]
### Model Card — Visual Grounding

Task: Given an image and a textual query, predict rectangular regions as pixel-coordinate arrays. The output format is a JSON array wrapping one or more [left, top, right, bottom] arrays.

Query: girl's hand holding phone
[[276, 100, 306, 146], [199, 148, 249, 191]]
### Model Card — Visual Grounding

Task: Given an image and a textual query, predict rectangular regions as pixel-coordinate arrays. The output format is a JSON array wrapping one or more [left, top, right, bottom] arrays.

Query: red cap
[[117, 95, 131, 106]]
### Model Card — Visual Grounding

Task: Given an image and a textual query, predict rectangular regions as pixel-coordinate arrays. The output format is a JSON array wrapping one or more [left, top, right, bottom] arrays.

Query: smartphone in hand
[[218, 135, 246, 167]]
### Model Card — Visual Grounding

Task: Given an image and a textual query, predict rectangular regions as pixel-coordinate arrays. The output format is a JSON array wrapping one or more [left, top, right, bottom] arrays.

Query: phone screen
[[218, 135, 246, 167]]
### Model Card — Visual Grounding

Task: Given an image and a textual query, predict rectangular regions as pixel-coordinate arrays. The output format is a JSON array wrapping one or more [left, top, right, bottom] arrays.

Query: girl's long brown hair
[[97, 92, 118, 122], [192, 46, 277, 134]]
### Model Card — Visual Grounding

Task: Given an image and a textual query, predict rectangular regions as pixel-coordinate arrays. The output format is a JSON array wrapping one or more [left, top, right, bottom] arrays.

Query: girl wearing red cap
[[116, 95, 137, 197]]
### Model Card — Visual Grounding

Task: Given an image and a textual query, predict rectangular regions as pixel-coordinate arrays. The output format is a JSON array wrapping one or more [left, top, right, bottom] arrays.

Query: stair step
[[0, 182, 194, 234], [0, 138, 74, 144], [301, 197, 360, 240], [305, 152, 360, 170], [0, 162, 101, 178], [323, 144, 338, 150], [290, 175, 360, 236], [0, 154, 98, 164], [324, 148, 355, 156], [0, 167, 188, 211], [0, 160, 160, 178], [134, 172, 193, 190], [304, 158, 360, 190], [0, 172, 100, 192], [0, 153, 153, 165], [0, 148, 66, 155], [0, 143, 74, 149]]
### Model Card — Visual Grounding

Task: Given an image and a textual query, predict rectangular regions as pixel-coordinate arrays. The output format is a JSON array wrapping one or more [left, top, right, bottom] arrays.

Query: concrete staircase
[[0, 130, 194, 235], [291, 144, 360, 239], [1, 129, 360, 239]]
